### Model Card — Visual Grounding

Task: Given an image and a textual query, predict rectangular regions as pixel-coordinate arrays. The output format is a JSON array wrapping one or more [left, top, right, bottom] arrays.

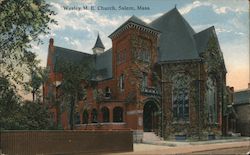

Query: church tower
[[92, 33, 105, 55]]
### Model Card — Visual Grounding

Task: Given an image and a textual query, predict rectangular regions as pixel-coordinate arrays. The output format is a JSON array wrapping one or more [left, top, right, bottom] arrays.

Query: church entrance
[[143, 100, 160, 132]]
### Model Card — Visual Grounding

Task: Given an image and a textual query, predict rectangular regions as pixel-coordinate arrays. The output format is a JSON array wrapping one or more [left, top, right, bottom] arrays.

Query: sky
[[34, 0, 249, 91]]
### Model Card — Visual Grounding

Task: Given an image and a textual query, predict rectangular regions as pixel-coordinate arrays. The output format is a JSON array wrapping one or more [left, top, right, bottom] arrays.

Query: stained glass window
[[172, 74, 190, 121]]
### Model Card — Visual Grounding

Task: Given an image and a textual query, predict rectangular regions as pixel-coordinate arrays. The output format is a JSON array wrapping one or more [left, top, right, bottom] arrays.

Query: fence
[[0, 130, 133, 155]]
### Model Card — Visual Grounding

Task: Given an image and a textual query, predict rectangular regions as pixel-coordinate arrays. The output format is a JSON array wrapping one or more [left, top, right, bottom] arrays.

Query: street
[[192, 146, 250, 154], [106, 141, 250, 155]]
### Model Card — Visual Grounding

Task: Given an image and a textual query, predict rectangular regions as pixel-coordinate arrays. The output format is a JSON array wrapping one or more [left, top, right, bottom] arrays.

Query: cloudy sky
[[35, 0, 249, 91]]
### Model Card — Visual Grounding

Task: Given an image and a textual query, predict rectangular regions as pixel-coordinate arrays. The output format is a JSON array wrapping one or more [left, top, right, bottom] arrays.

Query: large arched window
[[172, 73, 190, 121], [91, 109, 98, 123], [101, 107, 110, 122], [113, 107, 123, 122], [206, 77, 217, 124], [82, 110, 88, 124]]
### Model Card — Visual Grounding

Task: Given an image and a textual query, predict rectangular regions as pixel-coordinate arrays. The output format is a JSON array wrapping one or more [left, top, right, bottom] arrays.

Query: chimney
[[49, 38, 54, 47], [230, 87, 234, 92], [48, 38, 55, 57]]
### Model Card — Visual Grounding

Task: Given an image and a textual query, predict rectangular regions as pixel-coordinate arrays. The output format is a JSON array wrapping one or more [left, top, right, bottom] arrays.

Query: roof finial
[[175, 4, 177, 8]]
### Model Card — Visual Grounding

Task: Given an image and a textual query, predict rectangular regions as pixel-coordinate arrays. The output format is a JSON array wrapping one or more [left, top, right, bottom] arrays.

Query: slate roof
[[194, 26, 215, 54], [149, 8, 200, 62], [52, 46, 112, 81], [93, 34, 105, 49], [51, 8, 223, 81], [52, 46, 93, 72], [234, 89, 250, 105], [128, 15, 152, 28], [95, 48, 113, 80]]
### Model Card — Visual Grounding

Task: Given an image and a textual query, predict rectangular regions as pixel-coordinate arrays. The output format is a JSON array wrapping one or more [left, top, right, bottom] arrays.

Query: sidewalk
[[107, 138, 250, 155], [151, 137, 250, 147]]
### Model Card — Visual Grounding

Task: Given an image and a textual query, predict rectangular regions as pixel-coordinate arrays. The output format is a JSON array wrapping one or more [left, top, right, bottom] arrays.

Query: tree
[[0, 0, 56, 130], [0, 77, 23, 129], [0, 77, 51, 130], [0, 0, 56, 83], [21, 100, 51, 130], [56, 60, 94, 130], [24, 52, 50, 102]]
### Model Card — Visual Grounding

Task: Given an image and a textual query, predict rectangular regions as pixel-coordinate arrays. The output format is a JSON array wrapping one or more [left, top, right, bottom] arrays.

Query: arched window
[[105, 87, 111, 98], [91, 109, 98, 123], [172, 73, 190, 121], [82, 110, 88, 124], [143, 49, 150, 62], [75, 112, 80, 124], [206, 77, 217, 124], [142, 73, 148, 88], [101, 107, 110, 122], [113, 107, 123, 122], [119, 74, 125, 91]]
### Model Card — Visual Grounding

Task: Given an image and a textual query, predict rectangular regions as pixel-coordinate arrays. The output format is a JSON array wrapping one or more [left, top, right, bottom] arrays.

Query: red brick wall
[[0, 130, 133, 155], [45, 26, 159, 131]]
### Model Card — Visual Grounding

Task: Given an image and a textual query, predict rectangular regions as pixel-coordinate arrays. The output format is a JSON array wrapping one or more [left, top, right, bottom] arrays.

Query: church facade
[[44, 8, 227, 140]]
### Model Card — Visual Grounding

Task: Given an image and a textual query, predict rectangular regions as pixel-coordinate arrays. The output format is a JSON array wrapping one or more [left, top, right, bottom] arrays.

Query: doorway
[[143, 101, 160, 132]]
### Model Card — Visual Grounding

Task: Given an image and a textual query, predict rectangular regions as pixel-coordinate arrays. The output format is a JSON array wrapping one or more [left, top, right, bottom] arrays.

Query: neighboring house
[[44, 8, 228, 140], [234, 88, 250, 136]]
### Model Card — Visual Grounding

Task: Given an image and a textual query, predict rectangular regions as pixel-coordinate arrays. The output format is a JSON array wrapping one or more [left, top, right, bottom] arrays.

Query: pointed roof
[[149, 8, 200, 62], [93, 34, 105, 49]]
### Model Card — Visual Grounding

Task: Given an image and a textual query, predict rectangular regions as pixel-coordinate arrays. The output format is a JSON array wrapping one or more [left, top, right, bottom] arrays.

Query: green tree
[[56, 60, 94, 130], [0, 0, 56, 83], [0, 77, 24, 129], [0, 77, 51, 130], [24, 52, 50, 102], [0, 0, 56, 130], [21, 100, 51, 130]]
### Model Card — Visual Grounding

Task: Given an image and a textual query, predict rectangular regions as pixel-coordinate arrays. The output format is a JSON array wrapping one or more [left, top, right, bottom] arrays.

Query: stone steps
[[143, 132, 165, 145]]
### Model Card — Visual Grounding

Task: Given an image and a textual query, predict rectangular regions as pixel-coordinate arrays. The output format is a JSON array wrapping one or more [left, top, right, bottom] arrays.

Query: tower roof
[[93, 34, 105, 49], [149, 8, 200, 62]]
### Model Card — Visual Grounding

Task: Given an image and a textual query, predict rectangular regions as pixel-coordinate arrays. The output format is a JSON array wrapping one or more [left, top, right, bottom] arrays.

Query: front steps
[[143, 132, 166, 145]]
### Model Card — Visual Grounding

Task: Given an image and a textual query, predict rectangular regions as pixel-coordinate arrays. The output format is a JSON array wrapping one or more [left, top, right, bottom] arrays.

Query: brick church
[[44, 8, 227, 140]]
